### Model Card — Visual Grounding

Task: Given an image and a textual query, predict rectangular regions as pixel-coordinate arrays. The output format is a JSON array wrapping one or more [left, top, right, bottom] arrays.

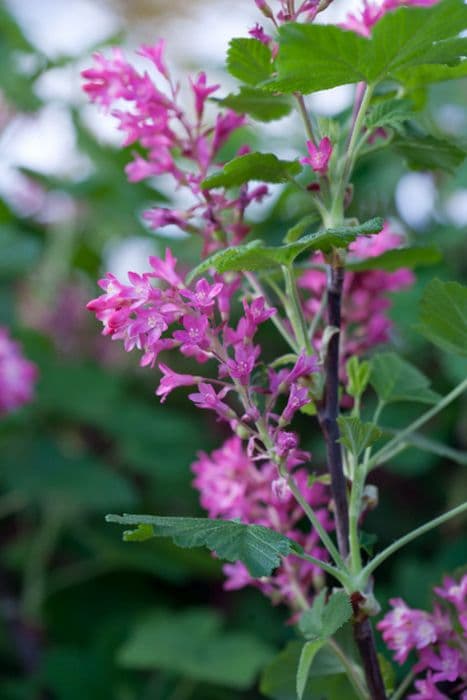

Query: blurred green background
[[0, 1, 465, 698]]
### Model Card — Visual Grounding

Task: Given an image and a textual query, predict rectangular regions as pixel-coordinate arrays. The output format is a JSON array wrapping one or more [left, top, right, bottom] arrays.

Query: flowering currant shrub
[[83, 0, 467, 698]]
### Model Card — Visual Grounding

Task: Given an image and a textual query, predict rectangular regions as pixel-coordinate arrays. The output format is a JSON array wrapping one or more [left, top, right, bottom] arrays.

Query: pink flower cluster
[[341, 0, 439, 37], [87, 250, 319, 472], [299, 222, 414, 361], [0, 327, 37, 415], [378, 574, 467, 699], [192, 436, 333, 606], [82, 43, 268, 256]]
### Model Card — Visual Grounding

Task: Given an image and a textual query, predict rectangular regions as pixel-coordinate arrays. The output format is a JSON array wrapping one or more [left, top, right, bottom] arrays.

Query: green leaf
[[346, 357, 372, 399], [337, 416, 382, 460], [220, 87, 292, 122], [227, 38, 273, 85], [364, 98, 415, 131], [347, 245, 442, 272], [370, 352, 441, 405], [260, 641, 357, 700], [187, 218, 384, 281], [417, 278, 467, 357], [266, 0, 467, 94], [106, 514, 300, 577], [118, 607, 273, 688], [298, 590, 352, 640], [284, 214, 321, 243], [297, 641, 325, 700], [202, 152, 301, 190], [392, 130, 466, 173], [395, 62, 467, 88]]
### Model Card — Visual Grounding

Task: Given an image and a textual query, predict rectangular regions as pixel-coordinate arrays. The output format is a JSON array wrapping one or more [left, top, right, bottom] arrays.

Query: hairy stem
[[286, 474, 346, 570]]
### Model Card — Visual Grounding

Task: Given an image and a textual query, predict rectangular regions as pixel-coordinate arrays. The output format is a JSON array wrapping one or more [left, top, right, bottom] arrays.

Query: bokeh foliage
[[0, 5, 465, 699]]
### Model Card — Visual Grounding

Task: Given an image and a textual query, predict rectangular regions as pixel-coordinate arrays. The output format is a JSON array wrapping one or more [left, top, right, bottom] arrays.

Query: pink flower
[[180, 279, 224, 313], [173, 314, 210, 352], [155, 363, 200, 402], [190, 72, 220, 120], [226, 343, 260, 385], [300, 138, 333, 176], [137, 40, 169, 79], [149, 249, 183, 287], [281, 383, 311, 424], [0, 328, 37, 415], [188, 382, 233, 419], [143, 208, 188, 231]]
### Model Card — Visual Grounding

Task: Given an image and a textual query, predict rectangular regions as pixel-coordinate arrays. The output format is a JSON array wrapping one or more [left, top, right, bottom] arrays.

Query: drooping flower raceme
[[378, 574, 467, 699], [0, 327, 37, 415], [192, 436, 333, 607], [82, 42, 269, 256]]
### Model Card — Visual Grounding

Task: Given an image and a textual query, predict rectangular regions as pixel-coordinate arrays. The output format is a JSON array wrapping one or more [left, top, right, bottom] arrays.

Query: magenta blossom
[[156, 363, 201, 402], [300, 138, 333, 176]]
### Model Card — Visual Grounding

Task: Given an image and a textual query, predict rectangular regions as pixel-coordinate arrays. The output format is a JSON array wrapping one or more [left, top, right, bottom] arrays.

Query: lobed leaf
[[202, 152, 301, 190], [392, 130, 466, 173], [106, 514, 301, 578], [296, 641, 325, 700], [266, 0, 467, 94], [337, 416, 382, 460], [347, 245, 442, 272], [370, 352, 440, 405], [220, 87, 292, 122], [118, 607, 274, 688], [298, 590, 352, 641], [416, 279, 467, 358], [187, 218, 384, 281], [227, 38, 273, 86]]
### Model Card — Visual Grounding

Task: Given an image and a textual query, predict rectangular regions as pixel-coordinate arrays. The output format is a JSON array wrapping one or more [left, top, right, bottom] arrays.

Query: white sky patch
[[5, 0, 121, 58], [444, 189, 467, 227], [104, 236, 160, 279], [395, 173, 437, 229]]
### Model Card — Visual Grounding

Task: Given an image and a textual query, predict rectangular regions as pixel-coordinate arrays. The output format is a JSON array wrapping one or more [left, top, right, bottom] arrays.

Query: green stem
[[295, 551, 348, 586], [308, 290, 328, 344], [282, 265, 313, 355], [367, 377, 467, 471], [327, 638, 369, 700], [390, 671, 415, 700], [344, 83, 374, 181], [362, 501, 467, 580], [286, 474, 346, 571], [294, 93, 317, 145], [244, 271, 298, 351], [348, 461, 365, 575]]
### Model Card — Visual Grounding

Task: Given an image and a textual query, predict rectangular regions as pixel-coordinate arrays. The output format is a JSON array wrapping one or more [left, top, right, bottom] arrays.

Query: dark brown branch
[[318, 263, 349, 557], [353, 617, 387, 700], [319, 261, 387, 700]]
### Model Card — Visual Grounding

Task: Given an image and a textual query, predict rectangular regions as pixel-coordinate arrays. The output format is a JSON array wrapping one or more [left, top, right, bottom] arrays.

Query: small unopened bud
[[359, 592, 381, 617], [362, 484, 379, 512], [255, 0, 275, 19], [271, 477, 290, 501]]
